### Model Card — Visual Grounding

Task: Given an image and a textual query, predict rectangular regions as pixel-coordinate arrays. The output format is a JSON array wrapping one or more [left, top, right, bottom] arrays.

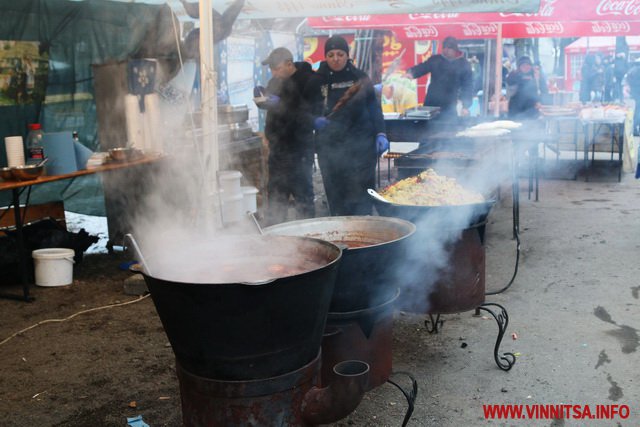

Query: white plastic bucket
[[241, 186, 259, 214], [218, 170, 242, 196], [32, 248, 75, 287], [221, 193, 244, 224]]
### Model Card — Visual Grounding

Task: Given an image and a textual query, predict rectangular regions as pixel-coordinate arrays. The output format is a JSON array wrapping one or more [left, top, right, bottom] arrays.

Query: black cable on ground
[[387, 371, 418, 427], [485, 226, 520, 296]]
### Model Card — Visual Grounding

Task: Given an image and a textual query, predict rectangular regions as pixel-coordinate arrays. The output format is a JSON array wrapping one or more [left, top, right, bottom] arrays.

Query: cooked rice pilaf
[[379, 169, 484, 206]]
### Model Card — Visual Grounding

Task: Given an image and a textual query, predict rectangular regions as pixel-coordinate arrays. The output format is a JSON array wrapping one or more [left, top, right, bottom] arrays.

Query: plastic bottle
[[26, 123, 45, 164]]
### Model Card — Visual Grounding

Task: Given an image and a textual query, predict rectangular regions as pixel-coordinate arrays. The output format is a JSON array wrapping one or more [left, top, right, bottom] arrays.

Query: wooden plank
[[0, 201, 66, 230]]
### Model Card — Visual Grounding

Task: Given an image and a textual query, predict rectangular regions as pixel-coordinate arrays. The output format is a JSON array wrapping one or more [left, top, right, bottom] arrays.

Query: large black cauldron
[[369, 190, 495, 314], [264, 216, 416, 312], [138, 234, 341, 381]]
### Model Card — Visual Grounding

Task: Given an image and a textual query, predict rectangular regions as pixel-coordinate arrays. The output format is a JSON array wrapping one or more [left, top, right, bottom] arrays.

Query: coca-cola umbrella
[[308, 0, 640, 114], [308, 0, 640, 35]]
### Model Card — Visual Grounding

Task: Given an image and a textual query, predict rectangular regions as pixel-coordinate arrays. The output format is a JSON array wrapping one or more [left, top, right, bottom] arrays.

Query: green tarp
[[0, 0, 177, 215]]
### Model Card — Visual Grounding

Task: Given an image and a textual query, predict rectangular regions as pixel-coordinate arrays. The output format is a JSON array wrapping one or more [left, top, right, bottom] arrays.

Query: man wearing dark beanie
[[324, 35, 350, 56], [304, 35, 388, 216], [404, 36, 473, 121]]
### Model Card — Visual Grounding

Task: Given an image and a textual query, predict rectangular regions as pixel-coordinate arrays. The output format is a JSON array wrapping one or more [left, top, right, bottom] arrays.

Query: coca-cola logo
[[403, 25, 439, 39], [462, 23, 498, 36], [524, 22, 564, 35], [343, 15, 371, 22], [321, 15, 370, 22], [592, 20, 632, 32], [596, 0, 640, 16], [500, 0, 557, 18], [321, 16, 346, 22], [408, 13, 460, 21]]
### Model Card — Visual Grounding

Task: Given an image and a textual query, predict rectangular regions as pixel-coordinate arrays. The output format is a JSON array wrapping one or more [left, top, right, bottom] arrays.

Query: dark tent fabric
[[0, 0, 178, 215]]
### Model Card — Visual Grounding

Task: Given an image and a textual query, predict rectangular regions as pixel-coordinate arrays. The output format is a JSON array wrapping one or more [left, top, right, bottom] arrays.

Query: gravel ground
[[1, 157, 639, 426]]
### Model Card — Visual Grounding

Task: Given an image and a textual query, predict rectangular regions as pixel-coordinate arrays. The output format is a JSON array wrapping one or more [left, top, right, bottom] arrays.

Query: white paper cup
[[5, 136, 25, 167]]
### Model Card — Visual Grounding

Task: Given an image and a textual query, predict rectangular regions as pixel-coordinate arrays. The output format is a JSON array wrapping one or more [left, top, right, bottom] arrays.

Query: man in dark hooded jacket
[[404, 36, 473, 120], [304, 35, 387, 216], [625, 58, 640, 135], [506, 56, 545, 120], [255, 47, 315, 225]]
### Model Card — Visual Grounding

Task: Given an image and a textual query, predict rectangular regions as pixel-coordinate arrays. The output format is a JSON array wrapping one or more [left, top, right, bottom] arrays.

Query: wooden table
[[0, 154, 165, 301]]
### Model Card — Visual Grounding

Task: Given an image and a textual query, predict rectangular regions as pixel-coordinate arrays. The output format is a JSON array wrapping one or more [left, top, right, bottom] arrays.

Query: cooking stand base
[[475, 303, 516, 371], [421, 303, 516, 371], [425, 314, 444, 334], [387, 371, 418, 427]]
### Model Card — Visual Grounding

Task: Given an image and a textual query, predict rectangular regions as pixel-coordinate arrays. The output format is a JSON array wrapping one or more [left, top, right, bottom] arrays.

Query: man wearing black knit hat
[[403, 36, 473, 121], [303, 35, 388, 216]]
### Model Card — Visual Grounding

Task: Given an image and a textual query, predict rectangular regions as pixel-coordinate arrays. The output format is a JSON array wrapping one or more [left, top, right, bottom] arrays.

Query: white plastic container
[[221, 193, 244, 224], [32, 248, 75, 287], [241, 186, 259, 214], [4, 136, 25, 167], [218, 170, 242, 196]]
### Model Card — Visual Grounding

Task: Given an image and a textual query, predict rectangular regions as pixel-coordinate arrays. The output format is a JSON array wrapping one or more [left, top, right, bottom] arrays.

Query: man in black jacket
[[404, 36, 473, 120], [255, 47, 315, 225], [304, 35, 388, 216], [506, 56, 546, 120]]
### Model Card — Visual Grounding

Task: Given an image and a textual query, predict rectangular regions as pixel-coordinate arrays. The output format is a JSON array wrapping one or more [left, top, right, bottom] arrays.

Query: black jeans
[[265, 152, 315, 226]]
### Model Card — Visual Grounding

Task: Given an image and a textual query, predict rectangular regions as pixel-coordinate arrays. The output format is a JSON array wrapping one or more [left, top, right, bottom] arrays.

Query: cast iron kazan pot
[[264, 216, 416, 312], [134, 234, 342, 380], [370, 190, 495, 314]]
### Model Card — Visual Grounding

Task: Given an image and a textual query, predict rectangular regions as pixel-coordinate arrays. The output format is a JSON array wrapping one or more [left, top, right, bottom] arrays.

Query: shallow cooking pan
[[368, 188, 495, 228]]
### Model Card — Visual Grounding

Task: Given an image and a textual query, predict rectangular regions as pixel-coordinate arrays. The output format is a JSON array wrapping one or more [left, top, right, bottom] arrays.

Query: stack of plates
[[469, 120, 522, 131], [456, 128, 510, 138]]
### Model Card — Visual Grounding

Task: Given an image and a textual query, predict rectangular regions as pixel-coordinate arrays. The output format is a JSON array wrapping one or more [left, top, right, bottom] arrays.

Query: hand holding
[[401, 70, 413, 79], [314, 116, 330, 130], [253, 85, 266, 97], [376, 133, 389, 155], [264, 94, 280, 108]]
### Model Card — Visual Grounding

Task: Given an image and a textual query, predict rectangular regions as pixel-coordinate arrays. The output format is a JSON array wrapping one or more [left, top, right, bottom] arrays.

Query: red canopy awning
[[389, 20, 640, 39], [308, 0, 640, 38]]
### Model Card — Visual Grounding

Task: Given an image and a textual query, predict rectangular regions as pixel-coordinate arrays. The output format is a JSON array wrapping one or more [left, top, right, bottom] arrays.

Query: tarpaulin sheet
[[0, 0, 176, 215]]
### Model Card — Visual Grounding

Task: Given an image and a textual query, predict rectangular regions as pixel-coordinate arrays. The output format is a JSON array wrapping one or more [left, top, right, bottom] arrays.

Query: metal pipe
[[249, 212, 264, 234], [302, 360, 369, 425], [494, 23, 503, 117]]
